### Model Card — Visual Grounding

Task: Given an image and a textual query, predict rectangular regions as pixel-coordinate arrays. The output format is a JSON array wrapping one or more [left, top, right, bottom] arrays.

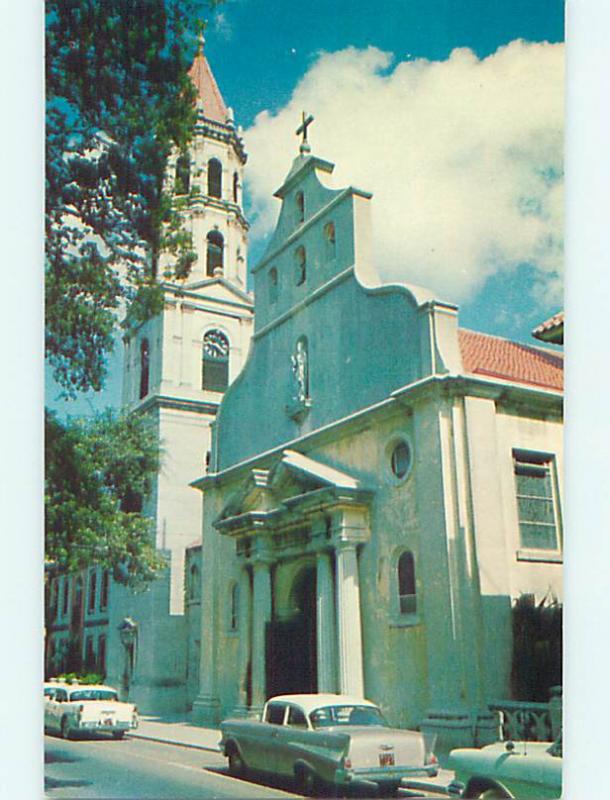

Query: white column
[[316, 550, 336, 692], [335, 543, 364, 697], [251, 559, 272, 710], [236, 567, 252, 713]]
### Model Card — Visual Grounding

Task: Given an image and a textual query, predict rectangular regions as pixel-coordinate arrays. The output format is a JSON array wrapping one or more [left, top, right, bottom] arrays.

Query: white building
[[101, 37, 254, 713], [190, 138, 563, 750]]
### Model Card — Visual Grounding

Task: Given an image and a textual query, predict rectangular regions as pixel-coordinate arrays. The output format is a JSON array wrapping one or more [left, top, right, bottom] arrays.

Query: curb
[[128, 731, 222, 753]]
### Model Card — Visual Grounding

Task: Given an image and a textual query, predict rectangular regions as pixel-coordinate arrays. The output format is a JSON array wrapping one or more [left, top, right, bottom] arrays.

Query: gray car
[[220, 693, 438, 796]]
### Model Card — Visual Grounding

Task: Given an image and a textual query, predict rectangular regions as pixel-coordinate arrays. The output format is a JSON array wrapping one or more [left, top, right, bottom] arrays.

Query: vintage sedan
[[44, 683, 138, 740], [220, 693, 438, 796], [448, 735, 562, 799]]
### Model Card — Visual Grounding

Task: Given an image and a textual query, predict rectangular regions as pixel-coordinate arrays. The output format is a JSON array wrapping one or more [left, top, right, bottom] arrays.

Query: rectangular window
[[513, 450, 561, 551], [84, 636, 95, 670], [97, 635, 107, 675], [100, 570, 109, 610], [88, 570, 97, 613], [62, 578, 69, 616]]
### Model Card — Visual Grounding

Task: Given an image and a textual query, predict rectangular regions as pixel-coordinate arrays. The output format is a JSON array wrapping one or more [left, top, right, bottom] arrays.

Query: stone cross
[[296, 111, 314, 154]]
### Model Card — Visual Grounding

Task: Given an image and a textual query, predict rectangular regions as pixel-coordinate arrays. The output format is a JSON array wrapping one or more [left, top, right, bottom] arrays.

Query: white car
[[44, 683, 138, 740], [448, 736, 562, 799]]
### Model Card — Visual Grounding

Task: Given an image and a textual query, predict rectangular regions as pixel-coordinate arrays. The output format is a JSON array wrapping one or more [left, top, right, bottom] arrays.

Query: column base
[[191, 694, 221, 726], [420, 707, 500, 761], [231, 704, 262, 720]]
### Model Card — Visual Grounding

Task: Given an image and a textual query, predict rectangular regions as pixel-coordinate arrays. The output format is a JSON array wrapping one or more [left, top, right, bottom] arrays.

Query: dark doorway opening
[[266, 566, 317, 698]]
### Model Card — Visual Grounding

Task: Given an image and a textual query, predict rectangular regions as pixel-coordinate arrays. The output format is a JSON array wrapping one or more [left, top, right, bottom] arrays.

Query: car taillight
[[343, 757, 352, 769]]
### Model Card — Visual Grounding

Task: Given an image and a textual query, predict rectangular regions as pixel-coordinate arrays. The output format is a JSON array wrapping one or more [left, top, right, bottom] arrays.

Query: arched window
[[206, 230, 224, 276], [230, 582, 239, 630], [397, 551, 417, 614], [269, 267, 278, 304], [295, 246, 306, 285], [324, 221, 336, 259], [295, 191, 305, 224], [175, 153, 190, 194], [202, 329, 230, 392], [139, 338, 150, 399], [207, 158, 222, 198], [233, 171, 239, 203]]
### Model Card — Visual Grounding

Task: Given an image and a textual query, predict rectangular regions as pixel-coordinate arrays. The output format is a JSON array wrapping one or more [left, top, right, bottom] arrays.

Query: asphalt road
[[44, 733, 301, 799], [44, 733, 448, 799]]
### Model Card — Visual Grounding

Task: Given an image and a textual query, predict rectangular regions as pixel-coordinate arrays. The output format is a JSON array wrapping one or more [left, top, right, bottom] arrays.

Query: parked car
[[44, 682, 138, 740], [448, 735, 562, 799], [220, 693, 438, 796]]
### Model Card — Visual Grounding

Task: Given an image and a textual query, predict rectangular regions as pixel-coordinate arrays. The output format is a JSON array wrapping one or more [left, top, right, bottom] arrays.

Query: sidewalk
[[128, 716, 453, 793], [129, 714, 222, 752]]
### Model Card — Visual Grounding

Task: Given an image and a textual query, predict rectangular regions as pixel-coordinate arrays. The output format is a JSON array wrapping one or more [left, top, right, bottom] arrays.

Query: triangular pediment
[[164, 278, 253, 306], [217, 450, 364, 524]]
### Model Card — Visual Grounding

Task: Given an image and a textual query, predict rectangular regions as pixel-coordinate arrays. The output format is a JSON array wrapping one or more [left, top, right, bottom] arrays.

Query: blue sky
[[48, 0, 565, 416]]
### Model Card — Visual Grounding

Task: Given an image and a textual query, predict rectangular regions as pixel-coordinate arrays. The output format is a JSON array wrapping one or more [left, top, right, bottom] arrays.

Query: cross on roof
[[195, 18, 207, 51], [296, 111, 314, 154]]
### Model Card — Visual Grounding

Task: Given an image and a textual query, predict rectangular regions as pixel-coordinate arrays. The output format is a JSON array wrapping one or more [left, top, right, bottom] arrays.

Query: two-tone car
[[44, 682, 138, 740], [220, 693, 438, 796], [448, 735, 562, 799]]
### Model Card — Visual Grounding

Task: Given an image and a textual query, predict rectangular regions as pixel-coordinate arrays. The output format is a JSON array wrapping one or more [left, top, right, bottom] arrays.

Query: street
[[44, 733, 299, 799], [44, 732, 448, 799]]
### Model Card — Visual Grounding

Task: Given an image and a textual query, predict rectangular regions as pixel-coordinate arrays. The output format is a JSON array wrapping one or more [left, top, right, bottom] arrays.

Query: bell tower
[[160, 31, 249, 288], [110, 33, 254, 714]]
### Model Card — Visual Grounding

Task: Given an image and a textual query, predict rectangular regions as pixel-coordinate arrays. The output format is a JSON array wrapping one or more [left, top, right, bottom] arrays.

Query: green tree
[[45, 409, 163, 587], [45, 1, 222, 584], [46, 0, 219, 396]]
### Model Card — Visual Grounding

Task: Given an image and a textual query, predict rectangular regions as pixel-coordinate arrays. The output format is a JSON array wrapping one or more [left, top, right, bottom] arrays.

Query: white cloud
[[243, 40, 564, 303]]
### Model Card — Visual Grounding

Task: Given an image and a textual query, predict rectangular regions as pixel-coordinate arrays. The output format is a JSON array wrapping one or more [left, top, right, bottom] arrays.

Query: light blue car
[[448, 735, 562, 799]]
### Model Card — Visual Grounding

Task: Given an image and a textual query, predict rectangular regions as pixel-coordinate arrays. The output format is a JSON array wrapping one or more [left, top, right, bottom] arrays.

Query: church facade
[[190, 134, 563, 750]]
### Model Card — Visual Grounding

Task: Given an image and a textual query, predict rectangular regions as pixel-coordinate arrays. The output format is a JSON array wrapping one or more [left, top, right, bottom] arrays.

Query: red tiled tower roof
[[458, 329, 563, 392], [188, 40, 228, 124]]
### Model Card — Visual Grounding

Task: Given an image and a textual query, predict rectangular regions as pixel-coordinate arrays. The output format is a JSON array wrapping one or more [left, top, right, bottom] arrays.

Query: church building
[[190, 119, 563, 750]]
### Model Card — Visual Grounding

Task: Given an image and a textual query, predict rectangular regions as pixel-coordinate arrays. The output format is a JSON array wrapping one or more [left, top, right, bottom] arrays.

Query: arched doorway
[[266, 565, 317, 697]]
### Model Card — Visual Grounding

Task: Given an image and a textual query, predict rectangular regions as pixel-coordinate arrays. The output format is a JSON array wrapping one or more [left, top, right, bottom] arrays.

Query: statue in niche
[[291, 338, 309, 403]]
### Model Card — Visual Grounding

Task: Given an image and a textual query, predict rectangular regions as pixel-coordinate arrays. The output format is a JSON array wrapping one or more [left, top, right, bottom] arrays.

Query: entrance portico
[[214, 449, 372, 715]]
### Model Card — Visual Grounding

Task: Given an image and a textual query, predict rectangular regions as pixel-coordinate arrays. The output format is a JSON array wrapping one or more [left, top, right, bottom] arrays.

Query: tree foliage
[[45, 0, 220, 396], [45, 409, 164, 587]]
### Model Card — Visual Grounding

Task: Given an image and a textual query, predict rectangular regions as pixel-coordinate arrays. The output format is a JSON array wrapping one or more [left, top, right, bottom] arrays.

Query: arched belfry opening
[[265, 563, 317, 697]]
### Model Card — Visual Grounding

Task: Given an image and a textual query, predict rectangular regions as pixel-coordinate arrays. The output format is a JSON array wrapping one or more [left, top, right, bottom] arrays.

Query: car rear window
[[310, 705, 387, 728], [69, 689, 118, 702]]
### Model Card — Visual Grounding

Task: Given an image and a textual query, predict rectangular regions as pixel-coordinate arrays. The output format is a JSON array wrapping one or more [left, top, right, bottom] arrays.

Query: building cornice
[[136, 394, 220, 416], [193, 373, 563, 490]]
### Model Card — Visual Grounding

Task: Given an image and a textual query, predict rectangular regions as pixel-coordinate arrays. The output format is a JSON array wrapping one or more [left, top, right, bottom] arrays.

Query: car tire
[[464, 783, 512, 800], [60, 716, 72, 740], [112, 731, 125, 740], [227, 745, 247, 777], [296, 766, 318, 797]]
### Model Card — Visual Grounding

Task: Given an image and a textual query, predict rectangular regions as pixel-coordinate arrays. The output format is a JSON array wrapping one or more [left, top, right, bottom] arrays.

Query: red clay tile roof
[[532, 310, 564, 344], [458, 328, 563, 392], [188, 47, 229, 124]]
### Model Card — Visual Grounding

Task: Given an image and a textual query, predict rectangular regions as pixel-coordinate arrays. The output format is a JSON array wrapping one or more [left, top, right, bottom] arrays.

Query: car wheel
[[464, 783, 512, 800], [60, 716, 72, 740], [112, 731, 125, 740], [227, 746, 246, 777], [297, 766, 318, 797]]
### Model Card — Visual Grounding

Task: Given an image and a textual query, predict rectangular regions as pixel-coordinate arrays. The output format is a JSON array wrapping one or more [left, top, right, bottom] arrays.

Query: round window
[[390, 440, 411, 479]]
